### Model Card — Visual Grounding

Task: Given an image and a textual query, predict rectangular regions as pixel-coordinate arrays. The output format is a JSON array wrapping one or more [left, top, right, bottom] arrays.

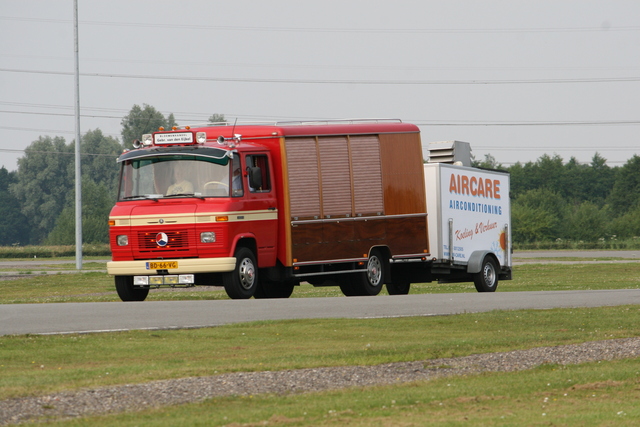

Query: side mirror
[[248, 167, 262, 191]]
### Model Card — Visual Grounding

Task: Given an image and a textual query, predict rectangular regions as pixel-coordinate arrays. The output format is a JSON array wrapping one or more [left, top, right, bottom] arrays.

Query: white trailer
[[423, 162, 512, 291]]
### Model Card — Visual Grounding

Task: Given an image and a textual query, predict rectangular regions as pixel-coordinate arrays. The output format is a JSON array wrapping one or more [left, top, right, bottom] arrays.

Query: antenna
[[231, 117, 238, 139]]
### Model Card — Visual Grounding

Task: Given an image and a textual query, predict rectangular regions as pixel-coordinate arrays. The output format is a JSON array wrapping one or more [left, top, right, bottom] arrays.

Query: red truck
[[107, 120, 511, 300]]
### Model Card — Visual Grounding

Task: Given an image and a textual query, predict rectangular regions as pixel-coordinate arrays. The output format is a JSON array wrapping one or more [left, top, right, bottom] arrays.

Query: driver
[[167, 167, 194, 195]]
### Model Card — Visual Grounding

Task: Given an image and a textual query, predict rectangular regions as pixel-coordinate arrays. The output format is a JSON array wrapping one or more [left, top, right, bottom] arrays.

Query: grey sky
[[1, 0, 639, 171]]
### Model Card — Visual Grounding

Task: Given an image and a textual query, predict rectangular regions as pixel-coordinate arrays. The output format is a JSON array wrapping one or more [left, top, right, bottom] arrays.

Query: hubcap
[[367, 256, 382, 286], [238, 258, 255, 290], [483, 263, 496, 287]]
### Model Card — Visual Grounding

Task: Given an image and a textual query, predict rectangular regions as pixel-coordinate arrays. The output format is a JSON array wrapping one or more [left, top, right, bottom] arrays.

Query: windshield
[[118, 155, 237, 200]]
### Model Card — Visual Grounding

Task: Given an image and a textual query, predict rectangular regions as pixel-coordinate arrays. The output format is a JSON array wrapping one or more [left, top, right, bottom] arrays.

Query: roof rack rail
[[173, 118, 403, 131], [275, 118, 403, 126]]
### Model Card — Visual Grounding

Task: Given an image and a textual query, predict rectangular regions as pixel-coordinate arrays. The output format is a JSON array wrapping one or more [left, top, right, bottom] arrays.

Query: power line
[[3, 67, 640, 85], [2, 16, 639, 34], [4, 53, 640, 74], [0, 148, 118, 158]]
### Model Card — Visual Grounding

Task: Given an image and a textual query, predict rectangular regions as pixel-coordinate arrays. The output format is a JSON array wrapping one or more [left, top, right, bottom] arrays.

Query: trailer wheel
[[115, 276, 149, 302], [223, 247, 258, 299], [473, 256, 499, 292], [341, 251, 385, 296], [254, 280, 295, 299], [386, 282, 411, 295]]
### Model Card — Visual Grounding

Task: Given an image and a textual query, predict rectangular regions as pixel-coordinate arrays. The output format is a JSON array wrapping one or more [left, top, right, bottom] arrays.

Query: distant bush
[[0, 244, 110, 259], [513, 237, 640, 251]]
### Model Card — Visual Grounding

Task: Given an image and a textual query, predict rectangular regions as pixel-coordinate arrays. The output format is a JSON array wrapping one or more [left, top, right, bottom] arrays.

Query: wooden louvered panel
[[379, 133, 426, 215], [318, 137, 352, 217], [350, 135, 384, 215], [285, 137, 321, 219]]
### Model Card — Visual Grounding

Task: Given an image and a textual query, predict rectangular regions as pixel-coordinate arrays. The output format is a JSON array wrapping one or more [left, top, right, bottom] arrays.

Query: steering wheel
[[204, 181, 229, 189]]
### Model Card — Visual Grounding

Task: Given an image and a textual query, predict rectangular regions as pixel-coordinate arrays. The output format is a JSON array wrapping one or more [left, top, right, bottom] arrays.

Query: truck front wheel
[[115, 276, 149, 302], [223, 247, 258, 299], [473, 256, 498, 292]]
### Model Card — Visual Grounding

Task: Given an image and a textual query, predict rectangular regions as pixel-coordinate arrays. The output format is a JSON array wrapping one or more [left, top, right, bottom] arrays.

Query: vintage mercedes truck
[[107, 120, 511, 300]]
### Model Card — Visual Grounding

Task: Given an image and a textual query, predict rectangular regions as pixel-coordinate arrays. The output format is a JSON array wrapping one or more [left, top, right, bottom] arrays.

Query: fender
[[230, 233, 257, 256], [467, 250, 498, 274]]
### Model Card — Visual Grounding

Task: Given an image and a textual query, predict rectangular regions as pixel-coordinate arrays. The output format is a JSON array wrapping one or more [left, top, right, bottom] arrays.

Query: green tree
[[472, 153, 503, 170], [565, 202, 609, 242], [607, 155, 640, 216], [208, 113, 226, 124], [120, 104, 176, 149], [0, 167, 28, 245], [46, 179, 113, 245], [511, 203, 557, 243], [511, 188, 567, 242], [610, 205, 640, 239], [585, 153, 616, 205], [166, 113, 178, 129], [10, 136, 74, 243], [81, 128, 123, 193]]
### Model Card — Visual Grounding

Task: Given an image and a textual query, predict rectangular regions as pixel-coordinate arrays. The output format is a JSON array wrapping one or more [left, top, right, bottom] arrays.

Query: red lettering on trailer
[[449, 173, 501, 200]]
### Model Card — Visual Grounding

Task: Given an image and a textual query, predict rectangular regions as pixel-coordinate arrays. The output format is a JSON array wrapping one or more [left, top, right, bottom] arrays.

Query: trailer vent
[[428, 141, 472, 166]]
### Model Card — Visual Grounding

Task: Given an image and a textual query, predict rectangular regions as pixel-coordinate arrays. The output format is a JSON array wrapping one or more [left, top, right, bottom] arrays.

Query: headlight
[[142, 134, 153, 146], [196, 132, 207, 144], [200, 232, 216, 243], [117, 235, 129, 246]]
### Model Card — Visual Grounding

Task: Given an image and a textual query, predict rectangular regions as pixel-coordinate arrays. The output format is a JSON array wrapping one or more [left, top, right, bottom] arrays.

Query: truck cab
[[108, 128, 280, 300]]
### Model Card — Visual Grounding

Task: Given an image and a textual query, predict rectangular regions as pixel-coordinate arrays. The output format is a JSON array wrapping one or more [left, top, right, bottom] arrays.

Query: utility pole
[[73, 0, 83, 269]]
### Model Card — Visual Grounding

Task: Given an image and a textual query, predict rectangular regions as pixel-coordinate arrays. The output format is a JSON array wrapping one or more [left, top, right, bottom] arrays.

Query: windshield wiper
[[121, 195, 160, 202], [164, 193, 205, 200]]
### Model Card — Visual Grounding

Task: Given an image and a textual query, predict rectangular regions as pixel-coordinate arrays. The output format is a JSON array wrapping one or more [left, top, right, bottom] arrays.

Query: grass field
[[2, 261, 640, 304], [1, 261, 640, 425]]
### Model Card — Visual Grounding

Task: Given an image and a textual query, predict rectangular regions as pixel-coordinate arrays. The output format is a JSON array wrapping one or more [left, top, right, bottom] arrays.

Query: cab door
[[242, 152, 278, 267]]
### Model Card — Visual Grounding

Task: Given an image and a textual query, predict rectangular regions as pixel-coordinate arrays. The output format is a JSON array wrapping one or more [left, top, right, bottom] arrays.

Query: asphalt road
[[2, 289, 640, 336], [2, 251, 639, 336]]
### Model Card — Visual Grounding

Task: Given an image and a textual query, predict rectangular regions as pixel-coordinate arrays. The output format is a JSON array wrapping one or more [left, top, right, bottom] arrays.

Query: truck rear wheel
[[115, 276, 149, 302], [473, 256, 498, 292], [223, 247, 258, 299], [254, 280, 295, 299], [386, 282, 411, 295], [341, 251, 385, 296]]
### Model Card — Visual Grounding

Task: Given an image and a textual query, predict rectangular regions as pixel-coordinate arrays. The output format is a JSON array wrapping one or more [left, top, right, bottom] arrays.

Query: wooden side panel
[[318, 137, 352, 217], [286, 131, 427, 264], [385, 216, 428, 255], [322, 221, 356, 259], [290, 222, 322, 262], [379, 133, 426, 215], [285, 137, 321, 219], [350, 135, 384, 216]]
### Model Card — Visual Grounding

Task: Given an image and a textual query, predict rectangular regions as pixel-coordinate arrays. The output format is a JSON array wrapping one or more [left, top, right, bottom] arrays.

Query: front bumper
[[107, 257, 236, 276]]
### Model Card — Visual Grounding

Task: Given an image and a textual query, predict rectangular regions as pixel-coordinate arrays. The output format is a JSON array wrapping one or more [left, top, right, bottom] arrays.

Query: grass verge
[[1, 262, 640, 303], [1, 305, 639, 401], [44, 358, 640, 426]]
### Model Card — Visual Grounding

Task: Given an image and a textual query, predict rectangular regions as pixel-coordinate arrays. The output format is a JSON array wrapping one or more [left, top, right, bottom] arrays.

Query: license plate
[[146, 261, 178, 270]]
